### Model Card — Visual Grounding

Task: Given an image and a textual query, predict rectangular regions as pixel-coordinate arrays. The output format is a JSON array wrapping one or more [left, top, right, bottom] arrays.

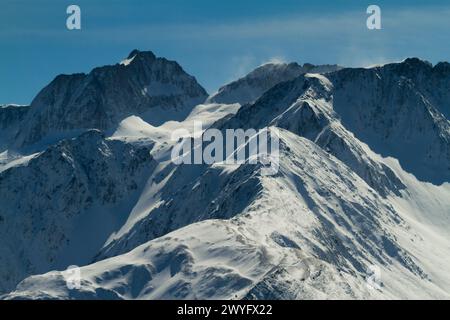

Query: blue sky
[[1, 0, 450, 104]]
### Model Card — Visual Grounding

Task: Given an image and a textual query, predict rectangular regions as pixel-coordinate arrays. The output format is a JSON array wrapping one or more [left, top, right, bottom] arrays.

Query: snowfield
[[0, 51, 449, 300]]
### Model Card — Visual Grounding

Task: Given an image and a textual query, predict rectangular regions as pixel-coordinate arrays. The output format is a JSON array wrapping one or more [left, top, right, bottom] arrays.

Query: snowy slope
[[1, 55, 450, 300], [0, 130, 157, 294], [0, 101, 240, 295]]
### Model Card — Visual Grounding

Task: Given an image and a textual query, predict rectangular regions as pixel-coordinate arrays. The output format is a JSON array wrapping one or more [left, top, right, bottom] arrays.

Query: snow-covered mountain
[[13, 50, 208, 148], [0, 105, 29, 151], [327, 59, 450, 184], [1, 54, 450, 300], [208, 62, 341, 105]]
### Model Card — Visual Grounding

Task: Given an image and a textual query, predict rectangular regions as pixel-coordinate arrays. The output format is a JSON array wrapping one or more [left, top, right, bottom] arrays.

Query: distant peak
[[0, 104, 29, 109], [261, 62, 284, 67], [127, 49, 140, 59], [434, 61, 450, 73]]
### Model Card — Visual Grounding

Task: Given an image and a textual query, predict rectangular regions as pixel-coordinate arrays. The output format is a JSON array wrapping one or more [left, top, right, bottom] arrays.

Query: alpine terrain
[[0, 50, 449, 300]]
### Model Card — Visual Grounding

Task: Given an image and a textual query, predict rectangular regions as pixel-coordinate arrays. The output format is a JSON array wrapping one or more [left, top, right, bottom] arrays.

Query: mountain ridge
[[12, 50, 208, 149]]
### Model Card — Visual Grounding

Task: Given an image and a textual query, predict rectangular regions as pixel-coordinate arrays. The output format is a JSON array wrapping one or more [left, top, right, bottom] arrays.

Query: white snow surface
[[3, 129, 450, 300]]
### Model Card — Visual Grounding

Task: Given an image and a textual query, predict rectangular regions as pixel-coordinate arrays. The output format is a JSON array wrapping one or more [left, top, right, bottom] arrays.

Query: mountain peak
[[382, 57, 434, 76], [127, 49, 141, 59], [14, 50, 208, 147], [433, 61, 450, 75], [120, 50, 156, 66], [127, 49, 156, 60]]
